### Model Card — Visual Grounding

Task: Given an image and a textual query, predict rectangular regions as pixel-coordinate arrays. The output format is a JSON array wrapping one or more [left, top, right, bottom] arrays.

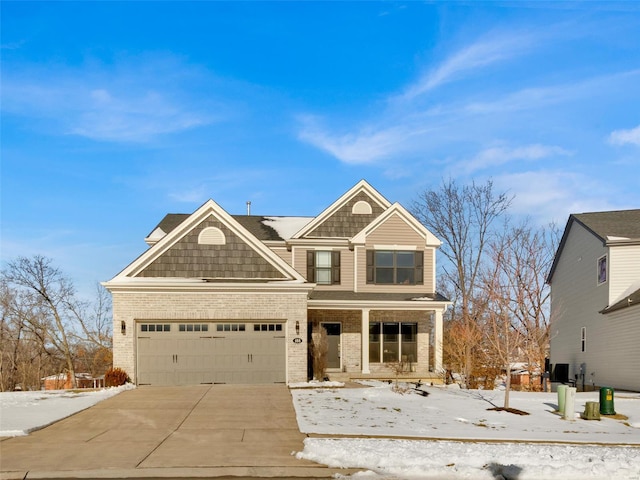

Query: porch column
[[434, 309, 443, 373], [361, 308, 370, 374]]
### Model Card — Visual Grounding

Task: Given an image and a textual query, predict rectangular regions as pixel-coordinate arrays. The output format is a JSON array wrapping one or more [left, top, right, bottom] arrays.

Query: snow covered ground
[[1, 381, 638, 478], [0, 384, 134, 437], [291, 381, 640, 479]]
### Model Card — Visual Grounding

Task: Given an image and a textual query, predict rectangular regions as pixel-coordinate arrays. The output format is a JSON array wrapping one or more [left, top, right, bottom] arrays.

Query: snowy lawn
[[292, 381, 640, 479], [0, 384, 135, 437], [2, 382, 638, 478]]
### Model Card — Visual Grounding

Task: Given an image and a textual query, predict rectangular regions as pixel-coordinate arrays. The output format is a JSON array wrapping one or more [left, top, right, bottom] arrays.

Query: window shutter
[[307, 250, 315, 282], [415, 251, 424, 285], [366, 250, 375, 284], [332, 251, 341, 284]]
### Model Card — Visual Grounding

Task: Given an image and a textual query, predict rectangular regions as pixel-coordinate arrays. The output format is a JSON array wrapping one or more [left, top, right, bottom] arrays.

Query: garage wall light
[[121, 320, 126, 335], [295, 320, 300, 335]]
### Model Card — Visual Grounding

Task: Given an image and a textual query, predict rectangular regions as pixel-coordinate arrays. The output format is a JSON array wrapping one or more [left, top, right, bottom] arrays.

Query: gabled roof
[[573, 209, 640, 241], [547, 209, 640, 283], [291, 180, 392, 239], [144, 213, 313, 245], [351, 202, 442, 247], [106, 199, 307, 285], [145, 214, 312, 245]]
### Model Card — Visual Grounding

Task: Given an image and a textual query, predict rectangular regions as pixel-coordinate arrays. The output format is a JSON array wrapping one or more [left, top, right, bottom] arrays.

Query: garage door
[[136, 321, 286, 385]]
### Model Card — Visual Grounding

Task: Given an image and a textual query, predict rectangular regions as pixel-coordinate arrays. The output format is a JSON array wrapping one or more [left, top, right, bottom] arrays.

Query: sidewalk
[[0, 385, 359, 479]]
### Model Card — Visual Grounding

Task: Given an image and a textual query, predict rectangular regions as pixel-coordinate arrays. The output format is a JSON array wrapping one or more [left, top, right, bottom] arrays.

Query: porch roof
[[308, 290, 449, 310], [309, 291, 448, 302]]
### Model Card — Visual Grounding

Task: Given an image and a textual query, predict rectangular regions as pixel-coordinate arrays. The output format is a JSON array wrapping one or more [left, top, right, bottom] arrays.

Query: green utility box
[[599, 387, 616, 415], [557, 384, 568, 414]]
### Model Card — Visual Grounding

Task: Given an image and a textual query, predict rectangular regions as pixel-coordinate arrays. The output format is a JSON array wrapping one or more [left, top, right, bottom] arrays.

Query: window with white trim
[[597, 255, 607, 285]]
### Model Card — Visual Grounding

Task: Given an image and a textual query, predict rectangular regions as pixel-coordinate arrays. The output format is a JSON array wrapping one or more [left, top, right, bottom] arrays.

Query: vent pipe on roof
[[246, 201, 251, 216]]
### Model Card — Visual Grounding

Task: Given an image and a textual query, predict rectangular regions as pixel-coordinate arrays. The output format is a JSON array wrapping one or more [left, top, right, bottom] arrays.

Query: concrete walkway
[[0, 385, 358, 479]]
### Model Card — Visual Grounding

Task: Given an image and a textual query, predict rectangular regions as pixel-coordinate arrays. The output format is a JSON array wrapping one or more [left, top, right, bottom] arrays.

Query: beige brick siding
[[112, 290, 309, 383]]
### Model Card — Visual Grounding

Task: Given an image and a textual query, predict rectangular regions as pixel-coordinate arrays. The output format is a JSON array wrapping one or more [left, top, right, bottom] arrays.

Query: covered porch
[[307, 291, 448, 383]]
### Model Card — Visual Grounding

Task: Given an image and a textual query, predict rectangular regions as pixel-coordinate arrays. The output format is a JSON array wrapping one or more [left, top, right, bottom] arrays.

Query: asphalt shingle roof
[[149, 214, 288, 241], [547, 208, 640, 283], [309, 291, 449, 302], [573, 209, 640, 240]]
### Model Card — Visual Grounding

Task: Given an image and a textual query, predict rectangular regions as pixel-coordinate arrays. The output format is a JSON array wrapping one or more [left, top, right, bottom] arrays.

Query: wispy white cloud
[[609, 124, 640, 146], [492, 170, 620, 225], [464, 69, 640, 116], [297, 115, 417, 164], [460, 143, 573, 174], [168, 186, 208, 204], [398, 32, 535, 101], [295, 29, 548, 165], [298, 61, 640, 167], [1, 54, 221, 142]]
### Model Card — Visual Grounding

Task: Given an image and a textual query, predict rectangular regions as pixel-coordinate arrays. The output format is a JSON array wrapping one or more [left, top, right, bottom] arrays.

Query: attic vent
[[352, 200, 372, 215], [198, 227, 226, 245]]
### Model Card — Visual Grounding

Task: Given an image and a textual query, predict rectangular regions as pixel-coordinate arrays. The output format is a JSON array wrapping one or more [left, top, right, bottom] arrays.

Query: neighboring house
[[42, 372, 105, 390], [103, 180, 450, 386], [548, 209, 640, 392]]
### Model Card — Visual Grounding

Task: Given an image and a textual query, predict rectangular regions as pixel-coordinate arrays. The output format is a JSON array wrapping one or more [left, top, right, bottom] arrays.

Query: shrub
[[104, 367, 130, 387]]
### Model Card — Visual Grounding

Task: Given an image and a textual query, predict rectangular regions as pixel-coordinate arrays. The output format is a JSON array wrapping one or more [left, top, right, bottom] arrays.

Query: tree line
[[0, 256, 112, 391], [411, 178, 560, 406]]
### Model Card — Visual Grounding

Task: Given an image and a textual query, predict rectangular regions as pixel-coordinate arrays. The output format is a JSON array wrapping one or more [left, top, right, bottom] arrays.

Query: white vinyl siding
[[609, 245, 640, 304], [598, 305, 640, 391]]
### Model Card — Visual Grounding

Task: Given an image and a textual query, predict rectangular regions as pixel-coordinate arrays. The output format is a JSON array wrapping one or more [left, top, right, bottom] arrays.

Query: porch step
[[327, 372, 444, 385]]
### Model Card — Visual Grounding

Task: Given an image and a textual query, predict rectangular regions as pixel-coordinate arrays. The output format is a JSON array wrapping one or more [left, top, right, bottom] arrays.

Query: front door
[[322, 323, 341, 370]]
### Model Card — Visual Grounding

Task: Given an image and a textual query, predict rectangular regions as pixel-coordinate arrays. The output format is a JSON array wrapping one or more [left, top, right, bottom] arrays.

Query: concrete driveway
[[0, 385, 356, 479]]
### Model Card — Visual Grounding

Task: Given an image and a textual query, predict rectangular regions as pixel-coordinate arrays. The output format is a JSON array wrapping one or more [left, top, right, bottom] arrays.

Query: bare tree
[[493, 221, 560, 388], [2, 256, 80, 388], [0, 279, 63, 390], [412, 178, 512, 387], [67, 284, 113, 374], [480, 232, 522, 408]]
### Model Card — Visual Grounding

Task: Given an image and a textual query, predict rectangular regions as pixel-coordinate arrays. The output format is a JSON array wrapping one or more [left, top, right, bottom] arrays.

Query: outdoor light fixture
[[295, 320, 300, 335], [121, 320, 126, 335]]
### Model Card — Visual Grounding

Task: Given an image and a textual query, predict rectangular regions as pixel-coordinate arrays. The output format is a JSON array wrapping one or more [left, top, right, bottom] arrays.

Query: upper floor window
[[366, 250, 423, 285], [597, 255, 607, 285], [307, 250, 340, 285]]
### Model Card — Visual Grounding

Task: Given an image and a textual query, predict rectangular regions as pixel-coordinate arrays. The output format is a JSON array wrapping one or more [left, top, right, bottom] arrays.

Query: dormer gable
[[351, 202, 442, 248], [292, 180, 391, 239]]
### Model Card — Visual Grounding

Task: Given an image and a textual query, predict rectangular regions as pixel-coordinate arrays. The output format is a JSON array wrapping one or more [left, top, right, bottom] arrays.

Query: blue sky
[[2, 1, 639, 299]]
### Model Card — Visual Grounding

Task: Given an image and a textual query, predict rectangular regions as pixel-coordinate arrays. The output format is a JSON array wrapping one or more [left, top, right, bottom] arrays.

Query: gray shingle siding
[[306, 191, 386, 238], [137, 218, 286, 279]]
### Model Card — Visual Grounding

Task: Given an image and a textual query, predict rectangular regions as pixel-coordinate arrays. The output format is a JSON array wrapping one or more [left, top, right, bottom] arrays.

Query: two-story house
[[548, 209, 640, 392], [103, 180, 450, 385]]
